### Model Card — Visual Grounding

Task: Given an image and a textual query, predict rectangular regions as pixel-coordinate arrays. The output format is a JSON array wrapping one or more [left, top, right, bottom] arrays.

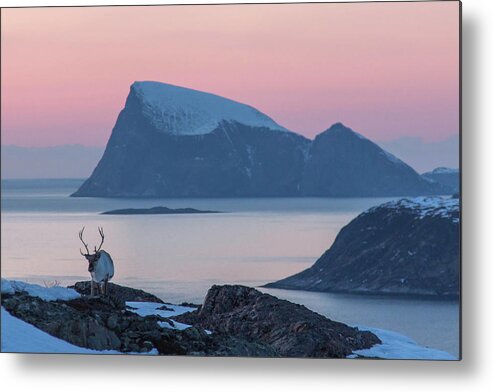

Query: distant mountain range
[[1, 145, 103, 179], [71, 81, 450, 198], [421, 167, 460, 193], [380, 135, 459, 174]]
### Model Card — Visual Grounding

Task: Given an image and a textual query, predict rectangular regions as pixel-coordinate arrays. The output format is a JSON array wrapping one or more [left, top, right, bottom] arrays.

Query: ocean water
[[1, 179, 459, 358]]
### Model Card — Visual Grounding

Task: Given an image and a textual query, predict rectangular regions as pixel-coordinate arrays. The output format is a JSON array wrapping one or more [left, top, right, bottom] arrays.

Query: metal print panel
[[0, 1, 461, 360]]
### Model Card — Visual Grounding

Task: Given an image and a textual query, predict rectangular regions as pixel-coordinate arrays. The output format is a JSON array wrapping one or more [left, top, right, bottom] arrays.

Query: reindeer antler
[[79, 227, 90, 255], [96, 226, 105, 252]]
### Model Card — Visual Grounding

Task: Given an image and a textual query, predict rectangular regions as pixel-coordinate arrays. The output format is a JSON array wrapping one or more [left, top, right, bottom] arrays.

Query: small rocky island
[[1, 280, 379, 357], [266, 197, 460, 298], [101, 206, 221, 215]]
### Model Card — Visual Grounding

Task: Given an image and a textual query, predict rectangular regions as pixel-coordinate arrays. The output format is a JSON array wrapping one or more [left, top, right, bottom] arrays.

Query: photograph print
[[1, 1, 461, 359]]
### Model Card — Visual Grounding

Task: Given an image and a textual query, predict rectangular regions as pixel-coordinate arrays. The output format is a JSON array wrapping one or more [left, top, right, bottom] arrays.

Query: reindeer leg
[[90, 280, 95, 297]]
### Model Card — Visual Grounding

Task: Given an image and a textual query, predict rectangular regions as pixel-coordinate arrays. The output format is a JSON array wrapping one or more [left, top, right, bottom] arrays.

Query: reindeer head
[[79, 227, 105, 273]]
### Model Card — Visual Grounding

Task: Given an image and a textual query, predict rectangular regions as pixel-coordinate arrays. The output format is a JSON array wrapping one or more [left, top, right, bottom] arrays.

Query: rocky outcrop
[[72, 81, 447, 198], [175, 285, 380, 358], [1, 289, 275, 356], [2, 282, 380, 357], [266, 197, 460, 297], [69, 281, 165, 304]]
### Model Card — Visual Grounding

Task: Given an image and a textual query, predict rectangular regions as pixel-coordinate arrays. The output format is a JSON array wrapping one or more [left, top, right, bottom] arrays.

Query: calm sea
[[1, 179, 459, 357]]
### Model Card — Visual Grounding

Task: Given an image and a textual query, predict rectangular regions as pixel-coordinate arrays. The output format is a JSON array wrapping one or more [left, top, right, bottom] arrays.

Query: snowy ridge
[[132, 81, 288, 135], [366, 197, 460, 223]]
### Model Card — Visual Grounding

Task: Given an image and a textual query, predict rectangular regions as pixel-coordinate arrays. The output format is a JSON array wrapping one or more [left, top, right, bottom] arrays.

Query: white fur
[[90, 250, 115, 283]]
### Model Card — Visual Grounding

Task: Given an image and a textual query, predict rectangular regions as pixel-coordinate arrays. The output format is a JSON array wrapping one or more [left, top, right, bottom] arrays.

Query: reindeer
[[79, 227, 115, 296]]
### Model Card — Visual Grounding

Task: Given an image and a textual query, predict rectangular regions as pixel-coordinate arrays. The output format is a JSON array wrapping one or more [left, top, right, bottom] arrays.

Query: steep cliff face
[[266, 197, 460, 297], [73, 81, 449, 198]]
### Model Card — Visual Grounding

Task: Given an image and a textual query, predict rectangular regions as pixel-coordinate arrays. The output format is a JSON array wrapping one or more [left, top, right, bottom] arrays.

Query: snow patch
[[126, 301, 196, 332], [132, 81, 288, 136], [126, 301, 196, 318], [1, 307, 158, 355], [1, 279, 80, 302], [349, 326, 456, 360]]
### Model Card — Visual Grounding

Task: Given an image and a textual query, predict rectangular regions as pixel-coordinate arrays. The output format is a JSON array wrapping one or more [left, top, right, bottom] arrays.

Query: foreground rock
[[175, 285, 380, 358], [2, 281, 380, 357], [266, 197, 460, 297], [2, 284, 275, 356], [69, 281, 165, 304]]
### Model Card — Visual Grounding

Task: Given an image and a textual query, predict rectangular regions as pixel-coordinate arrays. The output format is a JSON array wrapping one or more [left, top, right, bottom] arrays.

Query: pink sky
[[1, 2, 459, 147]]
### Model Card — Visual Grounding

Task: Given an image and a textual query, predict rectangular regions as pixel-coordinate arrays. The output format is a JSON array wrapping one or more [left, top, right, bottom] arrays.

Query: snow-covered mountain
[[133, 81, 288, 135], [72, 82, 450, 198]]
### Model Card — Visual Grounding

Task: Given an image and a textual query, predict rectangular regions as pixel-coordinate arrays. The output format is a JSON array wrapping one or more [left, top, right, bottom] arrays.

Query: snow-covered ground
[[126, 301, 197, 331], [1, 278, 80, 301], [1, 307, 158, 355], [366, 196, 459, 223], [349, 326, 456, 360], [1, 279, 456, 359]]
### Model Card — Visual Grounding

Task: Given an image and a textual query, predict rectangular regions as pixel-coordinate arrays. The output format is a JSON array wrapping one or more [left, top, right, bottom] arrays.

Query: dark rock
[[2, 294, 123, 351], [69, 281, 164, 304], [2, 281, 380, 357], [156, 304, 174, 311], [2, 286, 276, 356], [179, 302, 201, 308], [176, 285, 380, 358], [266, 197, 460, 297]]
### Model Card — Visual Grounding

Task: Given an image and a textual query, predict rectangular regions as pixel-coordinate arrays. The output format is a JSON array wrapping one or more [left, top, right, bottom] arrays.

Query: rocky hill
[[72, 81, 447, 198], [266, 197, 460, 297]]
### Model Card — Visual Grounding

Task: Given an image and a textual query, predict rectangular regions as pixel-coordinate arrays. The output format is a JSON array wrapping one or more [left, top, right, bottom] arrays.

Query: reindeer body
[[89, 250, 114, 296], [79, 227, 115, 296]]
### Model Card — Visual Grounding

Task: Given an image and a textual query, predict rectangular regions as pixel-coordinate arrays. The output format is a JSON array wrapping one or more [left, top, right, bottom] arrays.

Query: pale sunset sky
[[1, 2, 460, 147]]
